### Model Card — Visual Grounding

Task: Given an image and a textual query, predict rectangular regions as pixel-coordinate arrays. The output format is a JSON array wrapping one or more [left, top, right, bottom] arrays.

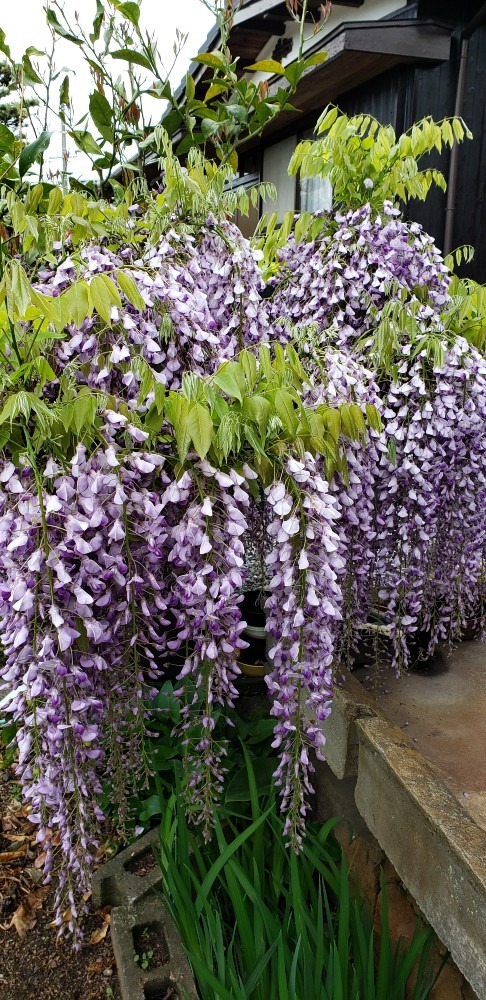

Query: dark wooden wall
[[328, 11, 486, 280]]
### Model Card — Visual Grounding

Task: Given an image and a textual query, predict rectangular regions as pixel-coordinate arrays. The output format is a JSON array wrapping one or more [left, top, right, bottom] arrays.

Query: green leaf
[[46, 8, 84, 44], [72, 393, 97, 435], [194, 806, 273, 918], [0, 391, 31, 425], [245, 59, 285, 75], [186, 72, 195, 101], [240, 350, 257, 390], [274, 389, 299, 435], [62, 280, 91, 329], [110, 48, 153, 71], [89, 274, 114, 324], [89, 91, 113, 138], [205, 82, 229, 102], [22, 54, 43, 86], [304, 52, 328, 69], [138, 794, 162, 823], [0, 28, 11, 58], [115, 1, 141, 25], [59, 75, 70, 109], [259, 344, 273, 381], [68, 129, 103, 156], [18, 132, 51, 178], [90, 0, 105, 42], [321, 407, 341, 441], [340, 403, 366, 441], [117, 270, 146, 312], [242, 395, 271, 437], [161, 108, 184, 138], [6, 259, 31, 321], [365, 403, 382, 434], [99, 273, 121, 308], [0, 125, 16, 155], [47, 187, 64, 215], [213, 362, 246, 403], [317, 104, 338, 133], [32, 357, 56, 388], [187, 402, 213, 459], [10, 201, 26, 235], [283, 60, 306, 89], [165, 393, 190, 463], [193, 52, 227, 71]]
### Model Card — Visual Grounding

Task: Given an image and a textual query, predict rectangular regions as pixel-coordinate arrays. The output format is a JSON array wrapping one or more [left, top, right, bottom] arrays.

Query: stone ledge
[[355, 715, 486, 999], [320, 670, 382, 779]]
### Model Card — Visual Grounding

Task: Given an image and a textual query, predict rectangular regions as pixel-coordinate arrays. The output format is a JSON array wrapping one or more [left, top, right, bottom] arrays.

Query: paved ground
[[357, 640, 486, 832]]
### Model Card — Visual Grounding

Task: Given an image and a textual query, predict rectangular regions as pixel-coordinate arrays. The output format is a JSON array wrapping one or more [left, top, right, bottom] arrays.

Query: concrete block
[[313, 759, 370, 839], [92, 827, 162, 910], [92, 828, 198, 1000], [355, 715, 486, 998]]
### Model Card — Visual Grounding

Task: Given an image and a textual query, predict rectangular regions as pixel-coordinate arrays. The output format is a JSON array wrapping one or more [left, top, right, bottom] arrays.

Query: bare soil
[[0, 758, 121, 1000]]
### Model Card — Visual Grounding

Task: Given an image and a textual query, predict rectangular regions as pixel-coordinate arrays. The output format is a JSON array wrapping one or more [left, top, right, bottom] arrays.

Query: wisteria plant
[[0, 2, 484, 947]]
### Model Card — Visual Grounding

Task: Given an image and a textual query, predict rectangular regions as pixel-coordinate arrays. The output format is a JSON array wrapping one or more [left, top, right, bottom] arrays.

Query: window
[[262, 136, 297, 222], [299, 173, 333, 213]]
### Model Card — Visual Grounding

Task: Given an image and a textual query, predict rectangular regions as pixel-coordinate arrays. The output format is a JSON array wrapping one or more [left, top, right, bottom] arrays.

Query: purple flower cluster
[[0, 200, 485, 930], [162, 461, 251, 837], [264, 456, 344, 847], [266, 203, 450, 348], [374, 338, 486, 669], [38, 215, 270, 401], [262, 206, 486, 670]]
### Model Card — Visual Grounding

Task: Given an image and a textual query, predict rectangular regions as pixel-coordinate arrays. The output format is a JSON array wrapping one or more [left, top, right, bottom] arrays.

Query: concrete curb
[[92, 829, 198, 1000], [320, 671, 383, 779]]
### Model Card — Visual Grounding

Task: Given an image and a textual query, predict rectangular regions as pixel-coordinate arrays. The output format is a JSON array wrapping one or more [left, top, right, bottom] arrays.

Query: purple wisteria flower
[[0, 199, 484, 938]]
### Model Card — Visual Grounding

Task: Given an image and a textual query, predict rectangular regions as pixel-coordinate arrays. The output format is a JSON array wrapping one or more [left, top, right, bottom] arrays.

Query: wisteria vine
[[0, 200, 485, 938]]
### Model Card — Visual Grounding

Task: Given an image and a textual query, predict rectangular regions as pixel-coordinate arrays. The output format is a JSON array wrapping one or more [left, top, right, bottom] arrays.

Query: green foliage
[[157, 749, 445, 1000], [147, 138, 276, 232], [440, 273, 486, 354], [289, 105, 472, 211], [39, 0, 328, 189]]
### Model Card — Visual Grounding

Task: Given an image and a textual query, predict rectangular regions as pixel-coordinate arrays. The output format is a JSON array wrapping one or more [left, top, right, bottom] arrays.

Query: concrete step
[[319, 640, 486, 998]]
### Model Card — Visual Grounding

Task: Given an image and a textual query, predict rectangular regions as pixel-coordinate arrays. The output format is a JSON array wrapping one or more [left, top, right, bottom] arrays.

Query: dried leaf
[[89, 913, 111, 945], [34, 851, 47, 869], [86, 958, 105, 974], [10, 889, 46, 938], [2, 833, 34, 842], [0, 846, 27, 862], [25, 866, 44, 885]]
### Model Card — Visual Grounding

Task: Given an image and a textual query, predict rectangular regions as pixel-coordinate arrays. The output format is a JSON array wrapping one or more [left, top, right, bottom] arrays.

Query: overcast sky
[[0, 0, 214, 179]]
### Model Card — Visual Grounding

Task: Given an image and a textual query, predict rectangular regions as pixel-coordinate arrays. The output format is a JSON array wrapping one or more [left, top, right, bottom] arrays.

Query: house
[[188, 0, 486, 280]]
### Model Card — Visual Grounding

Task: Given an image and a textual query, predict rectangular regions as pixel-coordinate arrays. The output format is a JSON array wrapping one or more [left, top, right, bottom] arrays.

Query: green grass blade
[[195, 804, 273, 918]]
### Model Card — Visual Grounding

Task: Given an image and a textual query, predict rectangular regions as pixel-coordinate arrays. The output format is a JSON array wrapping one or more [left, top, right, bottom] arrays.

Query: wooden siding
[[336, 24, 486, 280]]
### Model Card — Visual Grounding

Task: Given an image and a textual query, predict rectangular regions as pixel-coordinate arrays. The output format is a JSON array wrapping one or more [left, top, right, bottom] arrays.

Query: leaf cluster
[[0, 244, 379, 484], [289, 105, 472, 211], [43, 0, 327, 190]]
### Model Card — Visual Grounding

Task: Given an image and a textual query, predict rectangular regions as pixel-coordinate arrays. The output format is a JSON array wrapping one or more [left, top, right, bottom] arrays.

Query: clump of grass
[[157, 748, 444, 1000]]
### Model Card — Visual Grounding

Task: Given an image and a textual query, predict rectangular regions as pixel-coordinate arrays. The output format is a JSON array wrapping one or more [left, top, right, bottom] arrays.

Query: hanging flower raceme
[[264, 455, 344, 849], [36, 215, 270, 406], [1, 185, 485, 947], [374, 338, 486, 669], [163, 461, 251, 837], [0, 434, 179, 940]]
